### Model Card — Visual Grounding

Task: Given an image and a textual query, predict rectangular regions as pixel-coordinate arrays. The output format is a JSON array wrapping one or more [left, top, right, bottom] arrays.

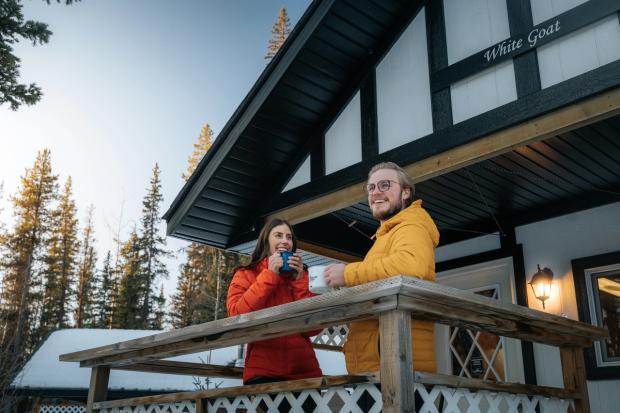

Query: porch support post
[[379, 309, 415, 413], [560, 346, 591, 413], [195, 398, 206, 413], [86, 366, 110, 413]]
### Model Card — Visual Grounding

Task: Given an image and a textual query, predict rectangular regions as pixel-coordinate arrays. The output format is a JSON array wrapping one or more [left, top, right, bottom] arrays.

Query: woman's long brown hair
[[236, 218, 298, 271]]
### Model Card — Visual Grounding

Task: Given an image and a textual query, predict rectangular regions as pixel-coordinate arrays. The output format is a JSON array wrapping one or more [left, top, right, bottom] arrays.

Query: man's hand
[[325, 263, 346, 287]]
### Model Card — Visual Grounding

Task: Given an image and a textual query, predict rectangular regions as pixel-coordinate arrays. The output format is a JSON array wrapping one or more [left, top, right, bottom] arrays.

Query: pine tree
[[182, 124, 213, 181], [265, 6, 291, 60], [0, 0, 77, 110], [152, 285, 166, 330], [74, 205, 97, 327], [114, 229, 143, 329], [39, 177, 79, 338], [170, 124, 247, 328], [0, 149, 57, 370], [94, 251, 116, 328], [138, 164, 170, 329]]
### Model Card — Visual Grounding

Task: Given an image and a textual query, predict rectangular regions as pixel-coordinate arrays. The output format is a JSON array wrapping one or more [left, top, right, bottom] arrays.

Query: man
[[324, 161, 439, 374]]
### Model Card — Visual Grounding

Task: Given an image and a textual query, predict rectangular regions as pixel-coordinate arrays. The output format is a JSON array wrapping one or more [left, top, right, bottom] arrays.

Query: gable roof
[[163, 0, 422, 248], [163, 0, 620, 257]]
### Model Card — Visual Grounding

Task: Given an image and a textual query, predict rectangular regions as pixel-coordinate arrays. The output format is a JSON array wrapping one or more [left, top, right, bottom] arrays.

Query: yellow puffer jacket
[[343, 199, 439, 374]]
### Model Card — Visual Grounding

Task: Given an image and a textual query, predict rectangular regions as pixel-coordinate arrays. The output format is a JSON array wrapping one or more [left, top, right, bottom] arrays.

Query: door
[[435, 257, 525, 383]]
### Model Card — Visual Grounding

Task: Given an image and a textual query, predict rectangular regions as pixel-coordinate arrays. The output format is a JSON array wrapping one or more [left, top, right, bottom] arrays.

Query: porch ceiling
[[295, 115, 620, 257]]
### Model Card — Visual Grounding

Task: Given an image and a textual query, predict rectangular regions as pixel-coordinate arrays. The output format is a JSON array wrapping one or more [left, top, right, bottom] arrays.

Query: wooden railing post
[[195, 398, 206, 413], [560, 346, 591, 413], [86, 366, 110, 413], [379, 309, 415, 413]]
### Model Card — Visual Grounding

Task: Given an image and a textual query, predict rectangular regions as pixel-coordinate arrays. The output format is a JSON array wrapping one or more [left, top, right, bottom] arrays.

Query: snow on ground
[[12, 328, 346, 392]]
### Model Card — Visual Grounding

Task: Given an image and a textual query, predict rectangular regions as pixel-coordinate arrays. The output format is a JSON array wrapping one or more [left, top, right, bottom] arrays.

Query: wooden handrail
[[91, 370, 582, 410], [61, 276, 606, 368], [63, 276, 608, 413]]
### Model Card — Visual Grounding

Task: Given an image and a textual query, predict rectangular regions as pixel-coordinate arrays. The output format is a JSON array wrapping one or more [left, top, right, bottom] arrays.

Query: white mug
[[308, 265, 330, 294]]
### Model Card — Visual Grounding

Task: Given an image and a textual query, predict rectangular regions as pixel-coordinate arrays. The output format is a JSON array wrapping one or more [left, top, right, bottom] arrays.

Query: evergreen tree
[[94, 251, 116, 328], [114, 229, 143, 329], [265, 6, 291, 60], [182, 124, 213, 181], [152, 285, 166, 330], [74, 205, 97, 327], [0, 0, 77, 110], [0, 149, 57, 365], [138, 164, 170, 329], [39, 177, 79, 338], [170, 124, 247, 328]]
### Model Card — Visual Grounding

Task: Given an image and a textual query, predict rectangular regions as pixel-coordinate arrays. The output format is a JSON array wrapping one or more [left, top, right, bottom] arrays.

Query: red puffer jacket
[[227, 258, 323, 383]]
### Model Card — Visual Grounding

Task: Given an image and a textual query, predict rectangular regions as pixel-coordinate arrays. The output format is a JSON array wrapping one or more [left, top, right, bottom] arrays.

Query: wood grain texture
[[92, 373, 380, 409], [561, 347, 591, 413], [62, 276, 606, 370], [380, 310, 415, 413], [86, 366, 109, 413], [113, 360, 243, 378]]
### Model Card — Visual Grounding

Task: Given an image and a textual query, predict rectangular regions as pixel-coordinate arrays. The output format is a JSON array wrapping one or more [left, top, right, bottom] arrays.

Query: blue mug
[[279, 251, 294, 274]]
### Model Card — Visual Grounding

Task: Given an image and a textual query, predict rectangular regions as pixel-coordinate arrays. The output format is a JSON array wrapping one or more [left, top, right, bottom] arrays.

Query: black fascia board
[[267, 60, 620, 215], [163, 0, 334, 232]]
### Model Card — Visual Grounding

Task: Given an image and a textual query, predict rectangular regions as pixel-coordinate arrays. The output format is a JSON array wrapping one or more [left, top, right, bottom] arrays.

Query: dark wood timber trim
[[268, 85, 620, 224], [507, 0, 541, 97], [426, 0, 452, 130], [431, 0, 620, 91], [360, 72, 379, 160]]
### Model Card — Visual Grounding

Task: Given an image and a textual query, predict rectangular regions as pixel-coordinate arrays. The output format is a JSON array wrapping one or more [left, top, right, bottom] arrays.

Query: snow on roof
[[12, 328, 346, 392]]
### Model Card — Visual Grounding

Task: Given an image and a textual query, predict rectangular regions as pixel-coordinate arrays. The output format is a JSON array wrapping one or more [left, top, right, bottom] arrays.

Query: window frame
[[572, 250, 620, 380]]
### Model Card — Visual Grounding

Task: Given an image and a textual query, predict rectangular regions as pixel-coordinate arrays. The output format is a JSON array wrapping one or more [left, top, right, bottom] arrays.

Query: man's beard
[[372, 194, 405, 221]]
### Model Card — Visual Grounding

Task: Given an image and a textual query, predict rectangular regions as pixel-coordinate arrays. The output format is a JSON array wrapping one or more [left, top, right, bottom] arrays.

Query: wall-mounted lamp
[[529, 264, 554, 309]]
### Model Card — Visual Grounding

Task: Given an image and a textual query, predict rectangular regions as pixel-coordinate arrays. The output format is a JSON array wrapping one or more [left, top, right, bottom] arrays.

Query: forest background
[[0, 0, 302, 404]]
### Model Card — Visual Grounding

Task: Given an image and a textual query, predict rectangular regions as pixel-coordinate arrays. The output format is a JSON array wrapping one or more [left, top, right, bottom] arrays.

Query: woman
[[227, 218, 323, 385]]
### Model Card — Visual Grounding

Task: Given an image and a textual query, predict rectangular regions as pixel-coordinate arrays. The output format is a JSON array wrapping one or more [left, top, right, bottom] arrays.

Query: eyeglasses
[[365, 179, 400, 193]]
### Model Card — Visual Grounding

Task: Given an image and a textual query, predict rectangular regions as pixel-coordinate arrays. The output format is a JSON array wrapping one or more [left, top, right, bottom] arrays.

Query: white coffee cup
[[308, 265, 330, 294]]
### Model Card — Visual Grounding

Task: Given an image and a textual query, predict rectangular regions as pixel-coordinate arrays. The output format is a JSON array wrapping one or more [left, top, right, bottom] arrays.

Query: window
[[572, 251, 620, 380]]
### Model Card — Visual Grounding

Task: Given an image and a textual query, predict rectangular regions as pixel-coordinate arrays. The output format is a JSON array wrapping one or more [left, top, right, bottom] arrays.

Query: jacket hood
[[376, 199, 440, 247]]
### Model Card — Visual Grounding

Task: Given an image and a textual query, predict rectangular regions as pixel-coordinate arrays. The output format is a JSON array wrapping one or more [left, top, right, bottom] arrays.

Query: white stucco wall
[[376, 7, 432, 153], [444, 0, 517, 123], [531, 0, 620, 89], [515, 202, 620, 412], [325, 91, 362, 174], [434, 202, 620, 412], [282, 155, 310, 192]]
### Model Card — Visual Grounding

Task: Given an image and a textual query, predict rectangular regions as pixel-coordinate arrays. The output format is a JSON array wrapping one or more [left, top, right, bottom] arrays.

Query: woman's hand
[[268, 252, 284, 273], [287, 253, 304, 280]]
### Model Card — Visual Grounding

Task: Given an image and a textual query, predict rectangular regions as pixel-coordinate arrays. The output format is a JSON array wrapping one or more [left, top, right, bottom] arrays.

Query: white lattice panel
[[205, 384, 576, 413], [312, 324, 348, 347], [40, 406, 86, 413], [207, 383, 381, 413], [99, 401, 194, 413]]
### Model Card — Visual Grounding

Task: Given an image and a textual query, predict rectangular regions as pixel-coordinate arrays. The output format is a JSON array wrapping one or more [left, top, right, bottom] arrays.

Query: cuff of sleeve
[[258, 268, 281, 284], [344, 263, 357, 287]]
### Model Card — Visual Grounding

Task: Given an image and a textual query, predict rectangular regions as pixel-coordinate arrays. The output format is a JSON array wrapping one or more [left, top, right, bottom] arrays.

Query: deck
[[59, 276, 608, 413]]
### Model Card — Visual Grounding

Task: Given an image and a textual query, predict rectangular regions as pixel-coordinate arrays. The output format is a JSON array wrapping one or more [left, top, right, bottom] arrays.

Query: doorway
[[435, 257, 525, 383]]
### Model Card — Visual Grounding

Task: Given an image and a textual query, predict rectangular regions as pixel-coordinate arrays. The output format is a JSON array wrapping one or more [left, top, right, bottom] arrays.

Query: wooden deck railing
[[60, 276, 607, 413]]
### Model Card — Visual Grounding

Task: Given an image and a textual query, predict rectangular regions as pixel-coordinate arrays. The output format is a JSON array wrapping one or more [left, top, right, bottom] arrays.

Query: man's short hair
[[368, 162, 415, 207]]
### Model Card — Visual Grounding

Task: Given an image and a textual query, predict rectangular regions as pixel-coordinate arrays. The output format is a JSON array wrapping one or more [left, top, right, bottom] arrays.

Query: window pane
[[596, 272, 620, 361]]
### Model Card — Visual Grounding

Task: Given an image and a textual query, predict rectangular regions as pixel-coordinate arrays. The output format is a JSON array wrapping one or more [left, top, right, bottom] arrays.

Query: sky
[[0, 0, 309, 300]]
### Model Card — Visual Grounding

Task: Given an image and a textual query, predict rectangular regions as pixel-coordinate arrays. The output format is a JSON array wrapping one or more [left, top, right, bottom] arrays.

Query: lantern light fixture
[[529, 264, 554, 309]]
